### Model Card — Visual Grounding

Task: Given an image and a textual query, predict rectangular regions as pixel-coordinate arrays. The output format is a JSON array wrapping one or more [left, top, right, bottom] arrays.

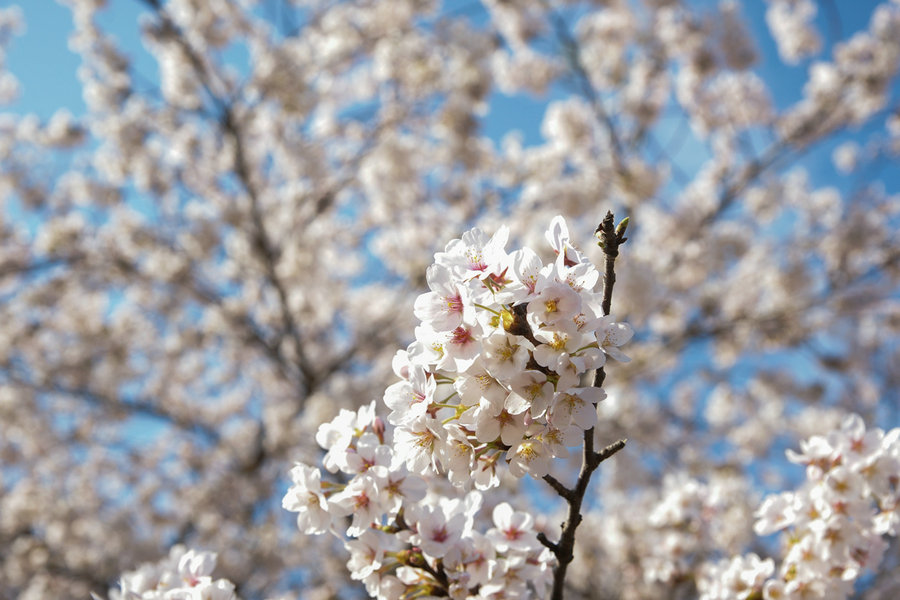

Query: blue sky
[[6, 1, 891, 128], [6, 0, 142, 118]]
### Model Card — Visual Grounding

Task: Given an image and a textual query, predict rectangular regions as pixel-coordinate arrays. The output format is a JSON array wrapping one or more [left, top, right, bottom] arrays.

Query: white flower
[[472, 453, 501, 490], [454, 362, 509, 408], [411, 504, 466, 559], [481, 332, 534, 381], [487, 503, 539, 553], [505, 370, 554, 417], [372, 464, 427, 514], [478, 553, 530, 598], [282, 463, 333, 535], [111, 547, 239, 600], [597, 316, 633, 362], [751, 415, 900, 595], [507, 436, 552, 478], [315, 409, 359, 473], [176, 549, 217, 585], [414, 264, 475, 331], [527, 281, 582, 329], [435, 225, 510, 281], [346, 530, 396, 581], [316, 401, 379, 473], [474, 403, 526, 446], [549, 387, 604, 430], [538, 424, 582, 458], [441, 424, 476, 488], [545, 215, 586, 266], [754, 492, 797, 536], [532, 325, 596, 374], [697, 553, 774, 600], [437, 322, 483, 372], [449, 530, 494, 587], [393, 415, 447, 475], [384, 364, 436, 426], [407, 324, 446, 368], [328, 474, 383, 537], [507, 247, 546, 302], [785, 433, 837, 476], [345, 433, 393, 474]]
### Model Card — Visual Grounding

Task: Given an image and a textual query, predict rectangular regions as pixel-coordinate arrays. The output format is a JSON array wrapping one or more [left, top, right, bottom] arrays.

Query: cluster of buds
[[283, 217, 632, 599]]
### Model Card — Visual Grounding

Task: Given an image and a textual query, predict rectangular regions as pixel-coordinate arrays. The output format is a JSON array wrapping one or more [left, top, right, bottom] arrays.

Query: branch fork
[[539, 211, 629, 600]]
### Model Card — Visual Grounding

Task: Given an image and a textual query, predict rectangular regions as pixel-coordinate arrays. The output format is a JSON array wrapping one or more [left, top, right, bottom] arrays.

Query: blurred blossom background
[[0, 0, 899, 598]]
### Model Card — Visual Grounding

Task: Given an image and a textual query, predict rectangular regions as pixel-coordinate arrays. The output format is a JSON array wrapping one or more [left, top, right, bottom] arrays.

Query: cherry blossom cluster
[[283, 401, 554, 600], [96, 546, 240, 600], [281, 217, 631, 598], [6, 0, 900, 596], [697, 414, 900, 599], [388, 215, 632, 484]]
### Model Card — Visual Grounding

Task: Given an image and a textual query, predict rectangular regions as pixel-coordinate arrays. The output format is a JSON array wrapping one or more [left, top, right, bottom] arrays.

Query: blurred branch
[[135, 0, 320, 394], [221, 105, 319, 393], [4, 374, 221, 442], [544, 4, 626, 172], [0, 256, 81, 279]]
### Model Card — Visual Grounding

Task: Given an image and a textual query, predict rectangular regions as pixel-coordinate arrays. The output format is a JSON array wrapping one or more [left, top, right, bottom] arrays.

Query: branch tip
[[537, 532, 558, 552], [542, 473, 574, 500], [594, 438, 627, 464]]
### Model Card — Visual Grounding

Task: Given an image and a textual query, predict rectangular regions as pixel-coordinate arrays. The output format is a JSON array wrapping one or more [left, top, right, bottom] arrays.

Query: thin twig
[[542, 212, 629, 600], [542, 473, 575, 501]]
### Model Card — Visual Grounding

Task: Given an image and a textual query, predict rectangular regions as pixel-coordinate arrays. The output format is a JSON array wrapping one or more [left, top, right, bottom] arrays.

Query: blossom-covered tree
[[0, 0, 899, 599]]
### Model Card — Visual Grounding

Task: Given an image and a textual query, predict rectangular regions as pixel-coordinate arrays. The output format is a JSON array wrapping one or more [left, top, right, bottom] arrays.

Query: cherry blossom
[[3, 1, 900, 598]]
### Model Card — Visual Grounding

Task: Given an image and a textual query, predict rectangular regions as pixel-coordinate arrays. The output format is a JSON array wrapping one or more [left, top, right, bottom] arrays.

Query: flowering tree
[[1, 0, 899, 599]]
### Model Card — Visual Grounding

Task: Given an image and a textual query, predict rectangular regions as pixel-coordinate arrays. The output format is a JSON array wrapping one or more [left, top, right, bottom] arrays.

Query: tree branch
[[5, 375, 221, 442], [220, 106, 318, 393], [543, 211, 629, 600], [544, 5, 626, 172]]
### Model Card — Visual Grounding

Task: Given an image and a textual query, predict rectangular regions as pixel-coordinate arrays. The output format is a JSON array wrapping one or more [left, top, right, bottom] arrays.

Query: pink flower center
[[466, 250, 487, 271], [450, 326, 474, 345], [446, 294, 464, 313], [431, 526, 450, 543]]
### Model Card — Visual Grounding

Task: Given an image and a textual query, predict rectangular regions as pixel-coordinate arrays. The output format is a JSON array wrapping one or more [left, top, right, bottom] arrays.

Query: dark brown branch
[[542, 212, 629, 600], [595, 211, 628, 317], [537, 531, 559, 552], [591, 438, 627, 468], [542, 473, 574, 501]]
